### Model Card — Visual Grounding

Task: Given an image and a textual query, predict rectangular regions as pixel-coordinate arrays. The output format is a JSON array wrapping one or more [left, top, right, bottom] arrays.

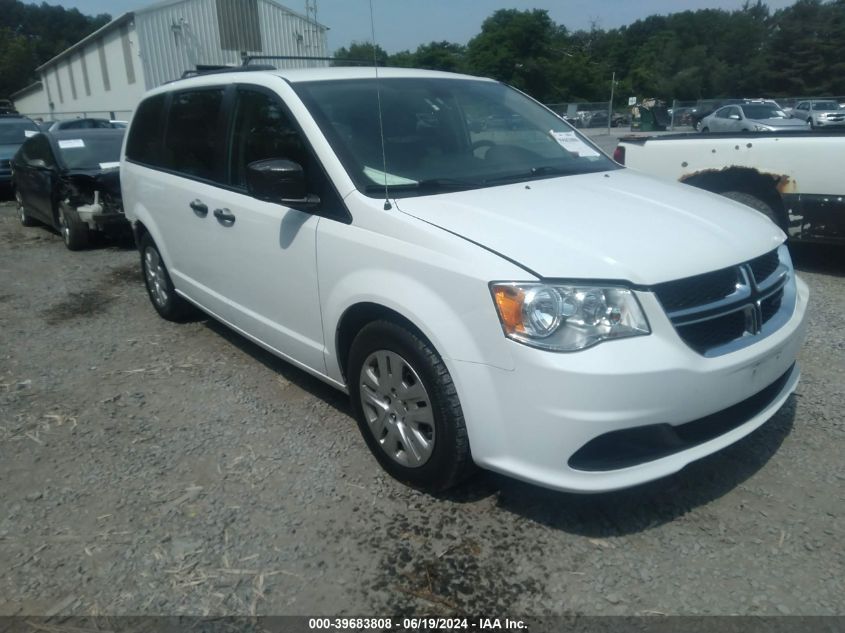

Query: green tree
[[332, 41, 388, 66], [0, 0, 110, 96], [465, 9, 563, 101]]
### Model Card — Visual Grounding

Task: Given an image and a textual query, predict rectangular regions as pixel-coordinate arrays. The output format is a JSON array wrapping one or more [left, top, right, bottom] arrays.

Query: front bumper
[[814, 118, 845, 127], [451, 275, 809, 493]]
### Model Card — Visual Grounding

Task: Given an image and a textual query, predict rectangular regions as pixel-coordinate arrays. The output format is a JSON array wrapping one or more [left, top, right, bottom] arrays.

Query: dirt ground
[[0, 199, 843, 616]]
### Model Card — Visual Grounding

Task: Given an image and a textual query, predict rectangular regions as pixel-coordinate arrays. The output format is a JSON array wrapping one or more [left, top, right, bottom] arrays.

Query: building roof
[[36, 12, 133, 72], [11, 81, 44, 100], [35, 0, 328, 73]]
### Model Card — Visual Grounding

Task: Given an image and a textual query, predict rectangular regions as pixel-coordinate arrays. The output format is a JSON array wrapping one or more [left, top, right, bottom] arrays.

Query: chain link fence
[[547, 96, 845, 133]]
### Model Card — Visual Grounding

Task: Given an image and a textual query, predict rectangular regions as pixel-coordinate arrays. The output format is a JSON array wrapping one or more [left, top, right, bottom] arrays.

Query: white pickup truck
[[615, 131, 845, 244]]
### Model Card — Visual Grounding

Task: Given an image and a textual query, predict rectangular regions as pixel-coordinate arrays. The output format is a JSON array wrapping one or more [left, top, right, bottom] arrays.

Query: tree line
[[2, 0, 843, 105], [335, 0, 845, 105], [0, 0, 111, 98]]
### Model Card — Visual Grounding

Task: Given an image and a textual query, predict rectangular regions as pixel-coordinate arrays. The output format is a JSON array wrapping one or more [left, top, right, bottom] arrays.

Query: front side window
[[163, 89, 225, 181], [228, 89, 308, 188], [293, 77, 616, 198], [26, 135, 56, 166]]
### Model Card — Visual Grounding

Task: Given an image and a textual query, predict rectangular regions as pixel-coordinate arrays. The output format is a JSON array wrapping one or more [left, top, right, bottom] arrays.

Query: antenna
[[368, 0, 391, 211]]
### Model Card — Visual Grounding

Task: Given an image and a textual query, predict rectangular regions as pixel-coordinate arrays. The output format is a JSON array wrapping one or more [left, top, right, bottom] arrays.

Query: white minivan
[[121, 67, 809, 493]]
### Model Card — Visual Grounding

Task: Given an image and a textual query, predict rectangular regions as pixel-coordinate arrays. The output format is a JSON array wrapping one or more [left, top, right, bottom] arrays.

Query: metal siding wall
[[217, 0, 262, 51], [136, 0, 329, 86], [258, 0, 328, 68]]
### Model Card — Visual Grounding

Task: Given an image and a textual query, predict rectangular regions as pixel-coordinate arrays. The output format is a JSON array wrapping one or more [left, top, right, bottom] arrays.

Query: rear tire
[[701, 126, 710, 133], [348, 320, 473, 492], [57, 203, 89, 250], [139, 232, 194, 321], [721, 190, 783, 229]]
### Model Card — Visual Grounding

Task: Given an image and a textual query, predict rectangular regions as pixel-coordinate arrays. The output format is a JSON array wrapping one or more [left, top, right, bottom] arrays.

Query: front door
[[202, 86, 326, 373]]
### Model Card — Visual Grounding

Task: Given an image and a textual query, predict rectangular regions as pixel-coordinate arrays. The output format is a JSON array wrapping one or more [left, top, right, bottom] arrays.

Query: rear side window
[[163, 89, 225, 181], [126, 94, 167, 166]]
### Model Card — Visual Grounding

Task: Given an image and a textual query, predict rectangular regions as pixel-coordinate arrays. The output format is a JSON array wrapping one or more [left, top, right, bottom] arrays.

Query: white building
[[11, 0, 328, 122]]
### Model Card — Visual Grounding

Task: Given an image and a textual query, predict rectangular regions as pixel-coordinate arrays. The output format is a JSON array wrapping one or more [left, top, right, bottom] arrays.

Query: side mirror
[[28, 158, 51, 171], [246, 159, 320, 209]]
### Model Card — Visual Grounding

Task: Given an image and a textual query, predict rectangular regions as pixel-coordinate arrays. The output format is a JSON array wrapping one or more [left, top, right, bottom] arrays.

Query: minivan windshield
[[294, 77, 617, 198], [812, 101, 839, 111]]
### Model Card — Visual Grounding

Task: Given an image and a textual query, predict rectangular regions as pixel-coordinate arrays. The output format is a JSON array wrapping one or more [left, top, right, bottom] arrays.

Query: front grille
[[748, 250, 779, 284], [654, 248, 789, 356], [676, 310, 747, 354], [652, 267, 738, 312]]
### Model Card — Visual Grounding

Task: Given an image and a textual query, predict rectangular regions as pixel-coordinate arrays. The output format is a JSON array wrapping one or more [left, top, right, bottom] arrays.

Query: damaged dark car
[[11, 128, 126, 250]]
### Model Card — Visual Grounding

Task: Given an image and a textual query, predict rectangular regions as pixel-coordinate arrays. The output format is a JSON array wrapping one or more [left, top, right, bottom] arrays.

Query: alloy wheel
[[143, 246, 169, 307], [58, 208, 70, 245], [359, 350, 435, 468]]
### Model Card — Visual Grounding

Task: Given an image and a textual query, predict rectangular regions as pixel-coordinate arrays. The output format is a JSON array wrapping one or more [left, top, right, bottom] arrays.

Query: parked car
[[789, 100, 845, 129], [699, 101, 807, 133], [122, 67, 808, 493], [12, 128, 127, 249], [0, 99, 18, 115], [0, 114, 40, 192], [690, 99, 744, 131], [615, 131, 845, 243], [45, 118, 123, 133]]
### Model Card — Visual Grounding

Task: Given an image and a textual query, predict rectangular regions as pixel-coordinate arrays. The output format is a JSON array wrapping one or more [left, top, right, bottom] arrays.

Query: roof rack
[[171, 55, 383, 83], [179, 64, 277, 79], [241, 55, 382, 67]]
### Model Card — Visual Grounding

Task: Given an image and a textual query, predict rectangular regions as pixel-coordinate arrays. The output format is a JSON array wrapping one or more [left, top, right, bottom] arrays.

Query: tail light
[[613, 145, 626, 165]]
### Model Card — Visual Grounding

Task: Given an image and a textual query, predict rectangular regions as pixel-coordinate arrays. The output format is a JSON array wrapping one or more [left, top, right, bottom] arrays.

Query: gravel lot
[[0, 197, 843, 617]]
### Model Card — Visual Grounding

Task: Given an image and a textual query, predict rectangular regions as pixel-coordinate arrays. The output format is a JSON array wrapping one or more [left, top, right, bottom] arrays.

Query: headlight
[[491, 283, 650, 352]]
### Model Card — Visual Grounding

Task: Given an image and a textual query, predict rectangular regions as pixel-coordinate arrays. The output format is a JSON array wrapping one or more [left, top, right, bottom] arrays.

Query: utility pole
[[607, 71, 616, 135]]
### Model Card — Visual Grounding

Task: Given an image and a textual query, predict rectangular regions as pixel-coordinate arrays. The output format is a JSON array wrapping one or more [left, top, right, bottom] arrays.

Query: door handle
[[213, 208, 236, 226], [189, 199, 208, 217]]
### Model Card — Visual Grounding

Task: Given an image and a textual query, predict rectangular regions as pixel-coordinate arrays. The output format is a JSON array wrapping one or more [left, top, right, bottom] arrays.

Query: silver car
[[700, 102, 807, 133], [790, 100, 845, 129]]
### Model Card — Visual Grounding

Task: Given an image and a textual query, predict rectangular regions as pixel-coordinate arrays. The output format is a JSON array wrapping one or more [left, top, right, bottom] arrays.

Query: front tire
[[721, 190, 784, 229], [348, 320, 473, 491], [16, 189, 36, 227], [57, 203, 89, 250], [139, 233, 194, 321]]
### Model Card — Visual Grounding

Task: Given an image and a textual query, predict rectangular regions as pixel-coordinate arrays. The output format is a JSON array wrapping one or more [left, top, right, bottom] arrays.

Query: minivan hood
[[394, 170, 784, 285]]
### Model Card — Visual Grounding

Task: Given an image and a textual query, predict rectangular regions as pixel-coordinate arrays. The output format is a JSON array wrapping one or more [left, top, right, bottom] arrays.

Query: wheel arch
[[335, 302, 431, 383], [680, 166, 789, 227]]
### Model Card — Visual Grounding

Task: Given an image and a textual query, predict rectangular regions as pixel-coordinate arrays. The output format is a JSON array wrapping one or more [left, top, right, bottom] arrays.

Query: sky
[[45, 0, 799, 54]]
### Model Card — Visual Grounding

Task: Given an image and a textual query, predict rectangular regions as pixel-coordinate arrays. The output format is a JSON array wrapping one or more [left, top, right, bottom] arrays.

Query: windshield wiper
[[363, 177, 482, 193], [483, 165, 583, 186]]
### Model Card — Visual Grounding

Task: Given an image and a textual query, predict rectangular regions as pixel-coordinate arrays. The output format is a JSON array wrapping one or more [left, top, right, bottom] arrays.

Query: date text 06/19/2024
[[307, 617, 527, 630]]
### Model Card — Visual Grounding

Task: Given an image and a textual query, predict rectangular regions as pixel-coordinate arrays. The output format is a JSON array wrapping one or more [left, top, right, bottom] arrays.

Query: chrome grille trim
[[654, 245, 794, 357]]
